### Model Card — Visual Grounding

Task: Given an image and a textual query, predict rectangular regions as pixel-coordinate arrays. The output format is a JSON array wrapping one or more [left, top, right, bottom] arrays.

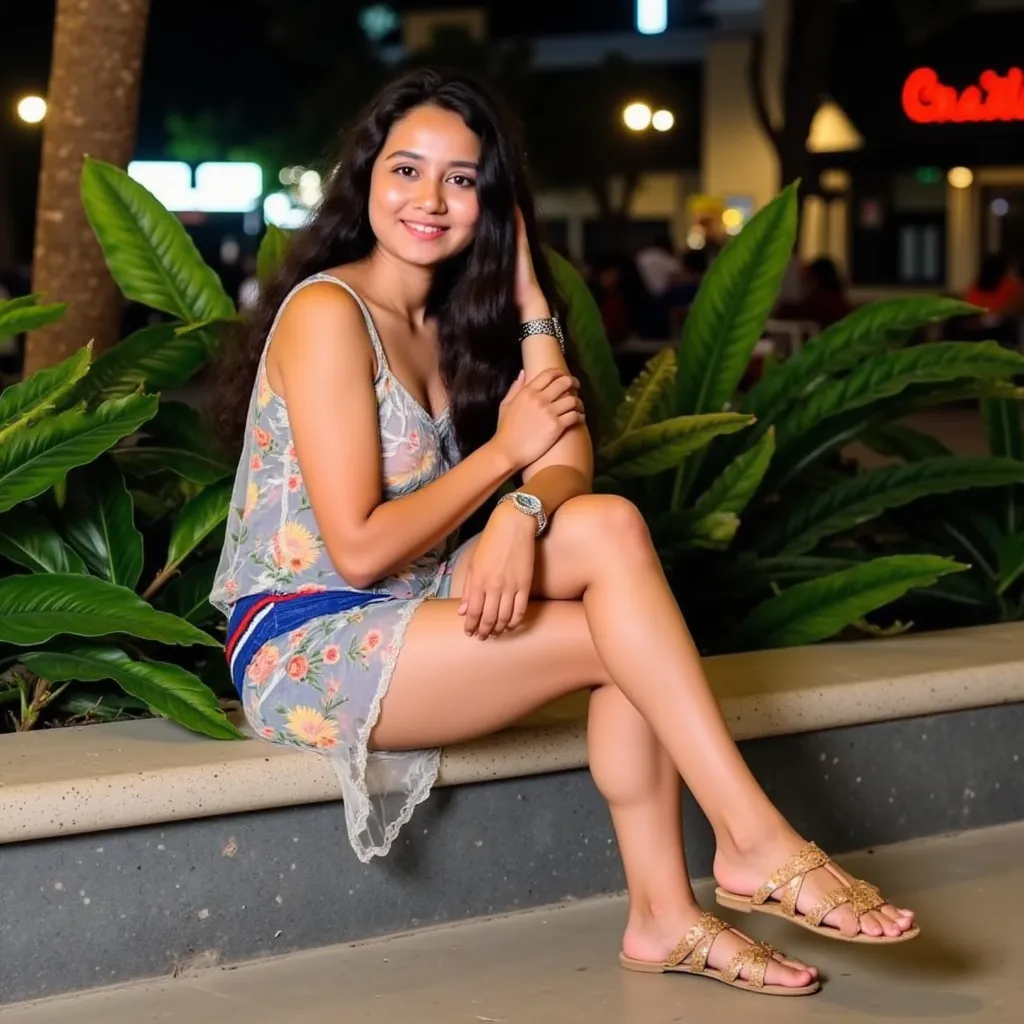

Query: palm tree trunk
[[24, 0, 150, 376]]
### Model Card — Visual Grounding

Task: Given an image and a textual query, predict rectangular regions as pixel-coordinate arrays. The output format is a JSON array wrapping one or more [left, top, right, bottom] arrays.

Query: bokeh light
[[623, 102, 653, 131], [947, 166, 974, 189], [17, 95, 47, 124], [651, 109, 675, 132]]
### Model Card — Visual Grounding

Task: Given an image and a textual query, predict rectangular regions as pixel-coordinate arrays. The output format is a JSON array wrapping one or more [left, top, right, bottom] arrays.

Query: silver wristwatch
[[498, 491, 548, 537]]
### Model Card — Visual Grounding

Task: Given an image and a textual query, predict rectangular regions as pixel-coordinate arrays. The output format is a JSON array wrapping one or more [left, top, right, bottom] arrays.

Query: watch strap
[[498, 491, 548, 537]]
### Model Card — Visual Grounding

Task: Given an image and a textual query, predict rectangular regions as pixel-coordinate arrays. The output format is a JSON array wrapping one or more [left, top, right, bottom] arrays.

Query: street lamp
[[947, 166, 973, 190], [16, 95, 47, 124], [623, 102, 653, 131], [651, 109, 675, 132]]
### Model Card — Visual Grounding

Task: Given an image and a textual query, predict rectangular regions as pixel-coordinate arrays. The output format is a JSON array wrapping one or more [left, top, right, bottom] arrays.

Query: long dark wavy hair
[[214, 68, 569, 459]]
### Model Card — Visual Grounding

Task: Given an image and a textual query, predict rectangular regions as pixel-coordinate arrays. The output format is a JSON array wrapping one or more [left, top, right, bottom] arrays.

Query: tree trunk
[[24, 0, 150, 376], [747, 0, 841, 202]]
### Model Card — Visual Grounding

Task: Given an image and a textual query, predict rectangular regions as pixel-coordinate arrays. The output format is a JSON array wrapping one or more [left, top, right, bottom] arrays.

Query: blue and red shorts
[[225, 589, 388, 696]]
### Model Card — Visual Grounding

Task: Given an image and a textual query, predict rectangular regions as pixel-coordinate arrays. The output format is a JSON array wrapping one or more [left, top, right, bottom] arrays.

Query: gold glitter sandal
[[715, 841, 920, 945], [619, 911, 820, 997]]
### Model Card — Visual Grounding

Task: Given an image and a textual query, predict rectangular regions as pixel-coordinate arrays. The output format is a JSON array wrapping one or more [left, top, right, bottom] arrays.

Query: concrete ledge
[[2, 623, 1022, 845]]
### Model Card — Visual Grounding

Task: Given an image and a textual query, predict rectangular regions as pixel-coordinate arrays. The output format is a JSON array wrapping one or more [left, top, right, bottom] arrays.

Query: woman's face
[[368, 103, 482, 267]]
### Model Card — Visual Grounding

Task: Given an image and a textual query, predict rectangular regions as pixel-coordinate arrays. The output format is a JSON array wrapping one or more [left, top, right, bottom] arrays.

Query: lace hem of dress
[[334, 571, 446, 863]]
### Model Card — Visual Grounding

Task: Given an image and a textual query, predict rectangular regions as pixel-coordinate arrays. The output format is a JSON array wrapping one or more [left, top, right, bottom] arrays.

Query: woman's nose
[[414, 180, 446, 214]]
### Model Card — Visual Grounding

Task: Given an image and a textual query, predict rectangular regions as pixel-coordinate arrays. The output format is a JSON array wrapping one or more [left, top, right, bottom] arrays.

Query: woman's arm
[[511, 240, 595, 520], [273, 285, 576, 589]]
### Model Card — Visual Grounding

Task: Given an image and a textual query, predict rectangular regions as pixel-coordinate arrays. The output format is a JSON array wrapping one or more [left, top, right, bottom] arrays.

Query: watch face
[[513, 493, 542, 514]]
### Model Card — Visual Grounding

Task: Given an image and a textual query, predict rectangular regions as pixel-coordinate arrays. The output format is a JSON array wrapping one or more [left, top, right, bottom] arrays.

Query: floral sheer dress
[[211, 274, 467, 862]]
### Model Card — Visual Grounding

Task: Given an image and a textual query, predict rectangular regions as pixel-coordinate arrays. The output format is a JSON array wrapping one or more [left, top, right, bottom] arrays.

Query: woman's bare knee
[[549, 494, 652, 558]]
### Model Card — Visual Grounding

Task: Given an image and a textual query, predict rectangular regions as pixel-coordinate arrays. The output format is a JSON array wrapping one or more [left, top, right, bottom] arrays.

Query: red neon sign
[[902, 67, 1024, 123]]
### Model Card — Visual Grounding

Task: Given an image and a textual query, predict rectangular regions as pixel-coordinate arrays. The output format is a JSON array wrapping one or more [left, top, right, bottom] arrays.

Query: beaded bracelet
[[519, 316, 565, 353]]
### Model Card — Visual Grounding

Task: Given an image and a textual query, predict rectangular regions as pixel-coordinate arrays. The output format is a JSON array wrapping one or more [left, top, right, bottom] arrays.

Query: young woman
[[212, 69, 917, 998]]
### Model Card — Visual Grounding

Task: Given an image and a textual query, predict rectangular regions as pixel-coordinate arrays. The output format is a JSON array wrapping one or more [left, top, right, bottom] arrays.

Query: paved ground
[[3, 821, 1020, 1023]]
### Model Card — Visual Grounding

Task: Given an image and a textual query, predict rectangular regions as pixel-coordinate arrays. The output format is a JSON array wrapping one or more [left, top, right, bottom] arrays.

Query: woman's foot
[[622, 900, 818, 989], [713, 821, 917, 940]]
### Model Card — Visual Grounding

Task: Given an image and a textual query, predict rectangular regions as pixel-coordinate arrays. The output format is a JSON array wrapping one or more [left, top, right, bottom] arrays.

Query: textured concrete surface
[[2, 703, 1022, 1004], [3, 622, 1022, 845], [4, 822, 1022, 1023]]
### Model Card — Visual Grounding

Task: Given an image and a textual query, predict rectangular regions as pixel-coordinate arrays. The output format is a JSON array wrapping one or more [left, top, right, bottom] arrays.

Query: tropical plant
[[4, 162, 1021, 741], [856, 398, 1024, 627], [0, 157, 265, 739], [548, 182, 1024, 653]]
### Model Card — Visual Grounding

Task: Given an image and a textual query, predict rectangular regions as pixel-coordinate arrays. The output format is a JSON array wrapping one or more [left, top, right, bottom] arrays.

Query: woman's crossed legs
[[373, 495, 916, 986]]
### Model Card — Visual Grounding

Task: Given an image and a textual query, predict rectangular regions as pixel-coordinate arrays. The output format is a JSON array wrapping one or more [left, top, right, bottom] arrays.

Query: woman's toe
[[870, 910, 902, 937], [824, 905, 864, 937], [780, 956, 818, 979], [858, 911, 886, 937], [880, 904, 914, 931], [765, 961, 814, 988]]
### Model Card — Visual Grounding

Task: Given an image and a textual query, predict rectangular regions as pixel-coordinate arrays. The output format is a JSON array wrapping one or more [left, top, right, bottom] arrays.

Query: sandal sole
[[619, 954, 820, 996]]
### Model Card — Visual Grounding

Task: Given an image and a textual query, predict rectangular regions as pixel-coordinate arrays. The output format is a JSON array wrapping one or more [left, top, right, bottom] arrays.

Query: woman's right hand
[[493, 368, 584, 470]]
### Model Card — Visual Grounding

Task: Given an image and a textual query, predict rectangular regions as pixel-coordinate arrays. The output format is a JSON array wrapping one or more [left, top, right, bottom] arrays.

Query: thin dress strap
[[264, 272, 388, 382]]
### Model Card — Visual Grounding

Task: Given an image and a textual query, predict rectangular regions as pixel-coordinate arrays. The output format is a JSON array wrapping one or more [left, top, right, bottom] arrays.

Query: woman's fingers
[[474, 589, 501, 640], [537, 373, 578, 400], [550, 394, 584, 417], [461, 575, 486, 636], [508, 590, 529, 632], [491, 590, 517, 637]]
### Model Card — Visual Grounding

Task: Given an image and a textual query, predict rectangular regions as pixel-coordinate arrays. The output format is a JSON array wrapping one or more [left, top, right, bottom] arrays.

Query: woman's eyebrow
[[385, 149, 479, 170]]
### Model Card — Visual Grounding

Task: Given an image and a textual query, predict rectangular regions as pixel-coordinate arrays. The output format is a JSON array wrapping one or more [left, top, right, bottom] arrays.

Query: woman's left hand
[[514, 206, 546, 314], [459, 501, 537, 639]]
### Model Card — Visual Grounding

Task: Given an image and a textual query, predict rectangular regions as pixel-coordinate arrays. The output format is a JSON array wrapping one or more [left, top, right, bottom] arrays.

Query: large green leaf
[[612, 348, 676, 437], [0, 294, 43, 315], [138, 400, 224, 452], [546, 247, 623, 431], [726, 554, 863, 592], [20, 645, 242, 740], [0, 393, 159, 514], [598, 413, 753, 479], [742, 297, 977, 430], [69, 323, 212, 403], [62, 459, 144, 588], [257, 224, 290, 283], [677, 184, 798, 417], [858, 423, 953, 462], [731, 555, 966, 651], [0, 345, 92, 442], [115, 445, 233, 484], [766, 380, 1024, 493], [0, 505, 87, 574], [776, 343, 1024, 450], [996, 534, 1024, 595], [692, 428, 775, 519], [0, 295, 68, 342], [166, 479, 232, 571], [81, 157, 234, 322], [157, 558, 218, 624], [0, 574, 219, 646], [760, 457, 1024, 556]]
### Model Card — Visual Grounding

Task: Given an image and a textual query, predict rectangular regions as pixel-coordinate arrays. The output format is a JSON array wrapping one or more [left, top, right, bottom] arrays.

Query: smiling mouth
[[401, 220, 449, 239]]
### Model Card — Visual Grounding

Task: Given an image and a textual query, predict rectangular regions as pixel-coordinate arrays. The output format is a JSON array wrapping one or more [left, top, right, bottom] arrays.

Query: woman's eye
[[449, 175, 476, 189], [394, 165, 417, 178]]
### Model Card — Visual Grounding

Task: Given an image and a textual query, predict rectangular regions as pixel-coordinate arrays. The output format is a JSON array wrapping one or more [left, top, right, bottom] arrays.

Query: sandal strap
[[664, 912, 729, 971], [751, 841, 829, 909], [805, 878, 888, 928], [849, 878, 887, 916], [721, 941, 779, 989], [805, 884, 856, 927]]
